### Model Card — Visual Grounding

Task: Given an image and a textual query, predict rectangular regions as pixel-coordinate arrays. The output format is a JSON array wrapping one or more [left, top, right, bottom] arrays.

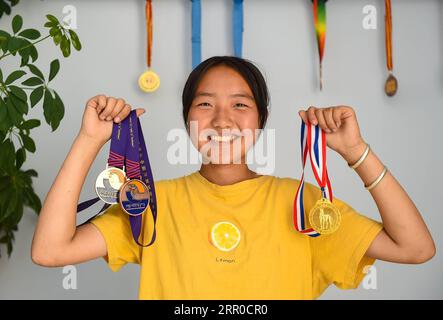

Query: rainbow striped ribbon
[[293, 120, 333, 237], [313, 0, 327, 90]]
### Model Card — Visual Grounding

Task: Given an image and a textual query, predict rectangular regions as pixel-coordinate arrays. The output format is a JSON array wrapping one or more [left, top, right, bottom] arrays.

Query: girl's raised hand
[[79, 95, 146, 145], [298, 106, 365, 161]]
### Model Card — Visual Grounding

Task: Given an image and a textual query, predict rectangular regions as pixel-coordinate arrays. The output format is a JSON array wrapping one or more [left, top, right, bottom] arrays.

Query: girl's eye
[[197, 102, 212, 107], [234, 103, 248, 109]]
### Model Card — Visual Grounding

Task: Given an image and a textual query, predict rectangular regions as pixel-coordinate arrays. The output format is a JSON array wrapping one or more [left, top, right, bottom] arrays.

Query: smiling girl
[[31, 56, 435, 299]]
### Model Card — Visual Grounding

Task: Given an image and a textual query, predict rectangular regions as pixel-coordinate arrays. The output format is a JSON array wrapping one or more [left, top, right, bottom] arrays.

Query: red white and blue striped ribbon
[[293, 120, 333, 237]]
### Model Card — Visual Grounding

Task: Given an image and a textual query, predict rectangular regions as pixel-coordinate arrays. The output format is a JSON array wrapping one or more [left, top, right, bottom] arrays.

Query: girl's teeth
[[211, 135, 238, 142]]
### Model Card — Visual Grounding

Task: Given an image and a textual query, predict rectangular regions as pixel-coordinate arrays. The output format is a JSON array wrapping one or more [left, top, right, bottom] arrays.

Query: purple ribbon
[[126, 111, 157, 247]]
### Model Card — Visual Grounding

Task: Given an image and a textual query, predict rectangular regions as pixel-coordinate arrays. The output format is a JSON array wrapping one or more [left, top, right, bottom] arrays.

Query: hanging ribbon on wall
[[191, 0, 244, 69], [312, 0, 327, 90], [384, 0, 397, 97], [138, 0, 160, 92], [233, 0, 244, 58]]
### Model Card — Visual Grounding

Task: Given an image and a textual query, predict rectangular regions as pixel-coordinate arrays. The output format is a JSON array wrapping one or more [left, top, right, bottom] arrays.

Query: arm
[[341, 141, 436, 264], [299, 106, 435, 264], [31, 95, 145, 267]]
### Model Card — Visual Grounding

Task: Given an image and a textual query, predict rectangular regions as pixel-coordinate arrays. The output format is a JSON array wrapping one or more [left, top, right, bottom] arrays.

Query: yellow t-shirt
[[90, 171, 383, 300]]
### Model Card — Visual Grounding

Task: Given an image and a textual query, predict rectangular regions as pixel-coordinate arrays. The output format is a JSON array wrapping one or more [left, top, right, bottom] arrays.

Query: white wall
[[0, 0, 442, 299]]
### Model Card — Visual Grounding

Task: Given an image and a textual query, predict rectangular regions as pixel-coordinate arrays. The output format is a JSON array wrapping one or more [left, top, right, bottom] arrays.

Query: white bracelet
[[348, 144, 370, 169], [365, 166, 388, 191]]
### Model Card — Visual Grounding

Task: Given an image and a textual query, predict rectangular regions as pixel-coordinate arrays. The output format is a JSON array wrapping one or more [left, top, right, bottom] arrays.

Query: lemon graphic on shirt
[[210, 221, 241, 252]]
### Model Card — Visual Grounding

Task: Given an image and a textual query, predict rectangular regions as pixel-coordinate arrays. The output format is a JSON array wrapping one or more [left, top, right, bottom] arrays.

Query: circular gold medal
[[138, 70, 160, 92], [309, 198, 341, 235], [385, 73, 398, 97], [119, 179, 150, 216], [95, 167, 126, 204]]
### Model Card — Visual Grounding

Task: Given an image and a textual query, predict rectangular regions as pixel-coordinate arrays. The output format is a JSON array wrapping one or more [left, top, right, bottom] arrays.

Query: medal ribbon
[[293, 120, 333, 237], [385, 0, 393, 72], [233, 0, 244, 57], [190, 0, 244, 68], [126, 111, 157, 247], [191, 0, 202, 69], [313, 0, 327, 90], [146, 0, 153, 69]]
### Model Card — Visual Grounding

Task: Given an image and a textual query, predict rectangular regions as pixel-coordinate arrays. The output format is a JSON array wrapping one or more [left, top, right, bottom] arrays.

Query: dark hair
[[182, 56, 270, 129]]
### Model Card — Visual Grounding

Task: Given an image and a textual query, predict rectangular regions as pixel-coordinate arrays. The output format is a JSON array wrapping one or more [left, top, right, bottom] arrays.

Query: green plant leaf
[[4, 70, 25, 85], [15, 147, 26, 169], [20, 134, 35, 153], [26, 64, 44, 80], [52, 90, 64, 131], [24, 187, 41, 214], [44, 21, 56, 28], [42, 88, 53, 127], [25, 169, 37, 177], [20, 119, 40, 130], [21, 76, 43, 86], [0, 175, 10, 191], [28, 45, 38, 62], [8, 85, 27, 102], [12, 15, 23, 34], [48, 59, 60, 82], [30, 86, 44, 108], [0, 99, 11, 131], [0, 30, 11, 52], [5, 97, 23, 126], [0, 138, 15, 173], [8, 94, 27, 115], [69, 29, 81, 51], [18, 28, 40, 40], [60, 36, 71, 57], [46, 14, 59, 24]]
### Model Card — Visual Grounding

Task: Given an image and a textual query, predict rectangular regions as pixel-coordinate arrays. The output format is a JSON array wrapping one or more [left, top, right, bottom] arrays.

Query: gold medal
[[119, 179, 150, 216], [138, 69, 160, 93], [95, 167, 126, 204], [309, 197, 341, 235]]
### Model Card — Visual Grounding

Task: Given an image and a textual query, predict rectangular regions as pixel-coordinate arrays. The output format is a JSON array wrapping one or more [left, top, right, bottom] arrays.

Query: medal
[[139, 0, 160, 92], [210, 221, 241, 252], [119, 179, 150, 216], [309, 197, 341, 234], [293, 120, 341, 237], [95, 166, 126, 204], [138, 70, 160, 93], [384, 0, 398, 96], [312, 0, 327, 90]]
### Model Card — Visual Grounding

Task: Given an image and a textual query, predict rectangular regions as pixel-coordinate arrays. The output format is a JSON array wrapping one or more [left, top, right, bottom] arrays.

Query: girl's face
[[187, 66, 261, 164]]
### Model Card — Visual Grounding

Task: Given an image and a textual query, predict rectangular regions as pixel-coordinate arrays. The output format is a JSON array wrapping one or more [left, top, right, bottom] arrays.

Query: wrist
[[76, 131, 106, 149], [340, 138, 367, 165]]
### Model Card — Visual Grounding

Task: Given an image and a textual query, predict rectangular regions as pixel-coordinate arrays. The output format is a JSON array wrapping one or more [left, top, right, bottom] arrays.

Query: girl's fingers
[[90, 94, 107, 114], [315, 108, 330, 133], [114, 105, 132, 123], [332, 107, 342, 128], [99, 97, 116, 120], [298, 110, 309, 124], [307, 106, 318, 125], [114, 107, 146, 123], [324, 108, 338, 132], [108, 99, 126, 120], [135, 108, 146, 117]]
